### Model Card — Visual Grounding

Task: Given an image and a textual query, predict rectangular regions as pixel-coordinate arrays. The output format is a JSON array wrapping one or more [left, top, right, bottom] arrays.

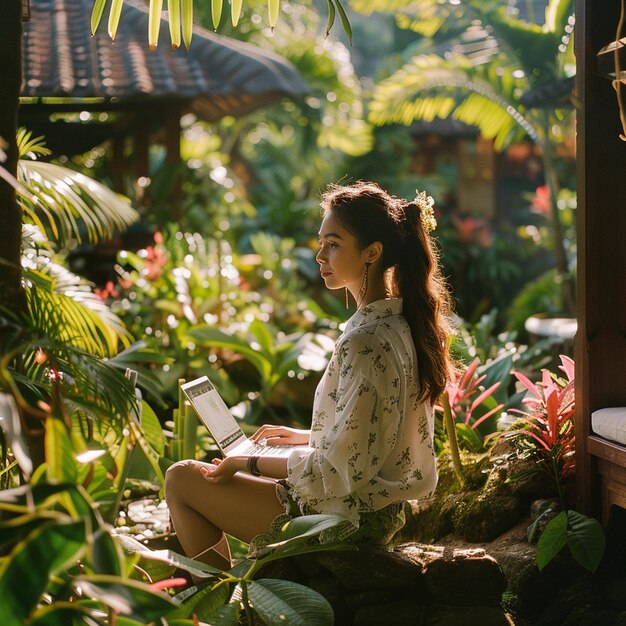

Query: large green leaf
[[248, 578, 334, 626], [536, 510, 568, 571], [45, 415, 78, 483], [0, 519, 87, 623], [187, 325, 272, 381], [565, 510, 605, 573], [74, 574, 178, 621], [269, 513, 352, 544], [28, 602, 97, 626], [173, 581, 230, 620], [138, 399, 166, 456], [0, 511, 64, 550], [203, 602, 240, 626], [92, 527, 125, 576]]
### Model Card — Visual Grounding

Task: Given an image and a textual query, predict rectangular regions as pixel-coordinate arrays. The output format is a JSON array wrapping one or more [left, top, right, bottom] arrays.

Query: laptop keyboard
[[245, 441, 295, 456]]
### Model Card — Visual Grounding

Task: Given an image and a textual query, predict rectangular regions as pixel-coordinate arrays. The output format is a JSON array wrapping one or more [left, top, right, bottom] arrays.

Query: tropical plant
[[507, 354, 576, 500], [0, 131, 168, 476], [358, 0, 576, 315], [435, 356, 504, 485], [1, 477, 349, 624], [502, 356, 605, 573], [104, 226, 336, 417], [17, 130, 138, 247], [89, 0, 352, 49], [451, 308, 561, 374], [187, 318, 334, 425], [121, 513, 354, 625]]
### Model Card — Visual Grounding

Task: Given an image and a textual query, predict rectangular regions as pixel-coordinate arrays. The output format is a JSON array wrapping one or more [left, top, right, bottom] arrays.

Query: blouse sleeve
[[287, 332, 402, 505]]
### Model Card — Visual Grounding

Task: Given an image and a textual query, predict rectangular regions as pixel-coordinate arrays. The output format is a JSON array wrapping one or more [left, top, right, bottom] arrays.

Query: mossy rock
[[452, 488, 523, 543]]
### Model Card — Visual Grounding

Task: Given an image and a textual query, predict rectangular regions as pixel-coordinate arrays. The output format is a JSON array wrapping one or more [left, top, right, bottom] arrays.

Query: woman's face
[[316, 210, 370, 294]]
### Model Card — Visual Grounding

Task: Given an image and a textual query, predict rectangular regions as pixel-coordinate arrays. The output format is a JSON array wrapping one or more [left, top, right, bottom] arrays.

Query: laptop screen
[[181, 376, 247, 452]]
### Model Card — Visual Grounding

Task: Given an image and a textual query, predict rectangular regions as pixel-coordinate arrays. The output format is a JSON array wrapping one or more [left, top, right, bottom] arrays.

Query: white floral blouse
[[286, 298, 438, 524]]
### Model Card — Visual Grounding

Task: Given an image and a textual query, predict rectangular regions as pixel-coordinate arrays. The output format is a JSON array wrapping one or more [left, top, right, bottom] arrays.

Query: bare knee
[[164, 460, 202, 503]]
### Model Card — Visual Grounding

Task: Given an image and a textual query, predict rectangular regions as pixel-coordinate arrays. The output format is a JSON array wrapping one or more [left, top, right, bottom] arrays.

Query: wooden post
[[0, 0, 27, 321], [134, 112, 150, 206], [164, 103, 182, 221], [575, 0, 626, 515]]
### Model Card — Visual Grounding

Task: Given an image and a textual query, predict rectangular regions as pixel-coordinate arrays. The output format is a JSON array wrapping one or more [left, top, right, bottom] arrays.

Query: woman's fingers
[[251, 425, 284, 442]]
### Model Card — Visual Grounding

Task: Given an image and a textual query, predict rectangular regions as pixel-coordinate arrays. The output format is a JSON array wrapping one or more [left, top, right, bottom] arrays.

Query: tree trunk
[[0, 0, 26, 328]]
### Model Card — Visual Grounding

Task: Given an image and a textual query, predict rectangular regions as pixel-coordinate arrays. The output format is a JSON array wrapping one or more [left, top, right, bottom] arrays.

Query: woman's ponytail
[[320, 181, 455, 404], [397, 200, 455, 404]]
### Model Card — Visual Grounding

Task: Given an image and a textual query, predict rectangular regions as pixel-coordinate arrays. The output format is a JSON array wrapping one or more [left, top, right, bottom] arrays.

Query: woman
[[165, 181, 455, 569]]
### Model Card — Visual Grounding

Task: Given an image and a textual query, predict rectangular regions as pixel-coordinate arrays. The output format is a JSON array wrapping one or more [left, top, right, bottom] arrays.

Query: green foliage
[[92, 0, 352, 47], [358, 0, 577, 314], [120, 513, 354, 624], [106, 227, 338, 423], [17, 130, 139, 247], [535, 509, 605, 573], [187, 319, 333, 424], [0, 482, 179, 624]]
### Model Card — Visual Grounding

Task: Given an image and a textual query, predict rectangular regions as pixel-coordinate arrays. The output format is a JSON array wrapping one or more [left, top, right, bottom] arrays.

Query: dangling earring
[[345, 287, 350, 309], [357, 263, 370, 308]]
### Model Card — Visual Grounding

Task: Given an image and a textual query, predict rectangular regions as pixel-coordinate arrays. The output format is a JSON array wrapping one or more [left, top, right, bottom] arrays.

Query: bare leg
[[164, 460, 283, 569]]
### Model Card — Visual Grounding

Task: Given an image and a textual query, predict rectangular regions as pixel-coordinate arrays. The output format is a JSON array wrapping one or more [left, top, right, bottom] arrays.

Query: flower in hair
[[415, 190, 437, 233]]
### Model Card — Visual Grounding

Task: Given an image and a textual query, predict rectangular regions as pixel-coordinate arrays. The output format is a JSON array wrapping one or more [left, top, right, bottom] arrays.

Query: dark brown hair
[[320, 180, 455, 404]]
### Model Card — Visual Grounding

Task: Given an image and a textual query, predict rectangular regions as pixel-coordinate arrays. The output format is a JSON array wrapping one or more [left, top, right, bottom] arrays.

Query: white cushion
[[591, 407, 626, 445]]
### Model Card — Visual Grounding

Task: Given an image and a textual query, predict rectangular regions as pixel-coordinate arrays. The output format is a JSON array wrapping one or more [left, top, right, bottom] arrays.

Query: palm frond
[[17, 159, 139, 247], [545, 0, 575, 35], [487, 7, 565, 84], [0, 328, 136, 434], [395, 3, 471, 39], [25, 279, 127, 358], [21, 225, 132, 357], [349, 0, 416, 16], [368, 54, 539, 149], [17, 128, 52, 159]]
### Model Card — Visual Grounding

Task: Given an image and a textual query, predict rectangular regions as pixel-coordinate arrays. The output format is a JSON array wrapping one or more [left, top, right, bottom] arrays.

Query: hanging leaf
[[182, 0, 193, 49], [149, 0, 164, 50], [91, 0, 109, 35], [231, 0, 243, 27], [334, 0, 352, 44], [324, 0, 335, 37], [268, 0, 280, 29], [211, 0, 223, 29], [168, 0, 181, 49], [108, 0, 125, 41]]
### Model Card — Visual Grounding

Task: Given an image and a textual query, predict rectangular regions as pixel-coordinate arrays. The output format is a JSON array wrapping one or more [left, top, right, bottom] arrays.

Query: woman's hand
[[250, 425, 310, 446], [200, 457, 242, 484]]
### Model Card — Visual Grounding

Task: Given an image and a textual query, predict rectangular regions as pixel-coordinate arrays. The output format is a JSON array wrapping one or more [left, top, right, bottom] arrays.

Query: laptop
[[180, 376, 308, 458]]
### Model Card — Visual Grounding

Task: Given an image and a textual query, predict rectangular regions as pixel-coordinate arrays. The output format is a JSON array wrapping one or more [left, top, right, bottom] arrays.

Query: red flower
[[531, 185, 551, 216]]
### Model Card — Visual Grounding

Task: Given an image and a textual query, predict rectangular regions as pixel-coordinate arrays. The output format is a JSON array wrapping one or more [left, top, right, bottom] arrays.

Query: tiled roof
[[21, 0, 308, 121]]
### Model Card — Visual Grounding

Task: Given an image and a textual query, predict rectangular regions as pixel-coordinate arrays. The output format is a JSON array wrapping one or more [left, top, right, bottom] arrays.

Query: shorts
[[273, 479, 407, 546]]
